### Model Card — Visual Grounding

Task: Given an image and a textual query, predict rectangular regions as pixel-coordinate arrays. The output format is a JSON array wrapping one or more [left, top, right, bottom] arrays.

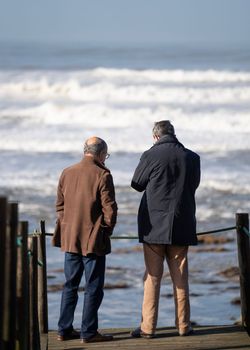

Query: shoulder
[[60, 161, 81, 176], [61, 161, 82, 176], [185, 148, 200, 159]]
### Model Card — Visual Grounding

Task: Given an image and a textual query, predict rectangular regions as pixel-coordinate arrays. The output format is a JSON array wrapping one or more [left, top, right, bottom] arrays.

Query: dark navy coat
[[131, 134, 200, 245]]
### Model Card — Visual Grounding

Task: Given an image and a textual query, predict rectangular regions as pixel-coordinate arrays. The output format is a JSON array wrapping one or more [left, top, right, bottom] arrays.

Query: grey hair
[[152, 120, 175, 138], [84, 138, 107, 156]]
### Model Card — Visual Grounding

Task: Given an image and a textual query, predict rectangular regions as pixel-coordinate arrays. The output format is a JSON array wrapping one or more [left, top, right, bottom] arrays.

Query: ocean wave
[[1, 69, 250, 105], [1, 67, 250, 85], [0, 68, 249, 154], [0, 104, 249, 153]]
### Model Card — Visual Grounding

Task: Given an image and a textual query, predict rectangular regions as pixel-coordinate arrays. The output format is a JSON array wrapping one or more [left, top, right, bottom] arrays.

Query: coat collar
[[154, 134, 184, 148], [81, 156, 110, 172]]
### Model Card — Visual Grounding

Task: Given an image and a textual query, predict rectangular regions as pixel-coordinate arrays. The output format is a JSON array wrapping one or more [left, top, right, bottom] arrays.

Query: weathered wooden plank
[[41, 333, 48, 350], [0, 197, 7, 350], [38, 221, 49, 334], [18, 221, 30, 350], [47, 325, 249, 350], [29, 236, 41, 350], [236, 213, 250, 336]]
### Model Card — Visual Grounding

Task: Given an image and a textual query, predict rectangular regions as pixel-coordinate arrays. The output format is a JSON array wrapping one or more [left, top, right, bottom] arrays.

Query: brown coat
[[55, 156, 117, 256]]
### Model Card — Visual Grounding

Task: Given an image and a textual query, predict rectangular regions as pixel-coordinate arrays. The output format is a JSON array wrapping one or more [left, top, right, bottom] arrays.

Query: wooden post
[[9, 203, 18, 350], [236, 213, 250, 336], [38, 220, 48, 334], [16, 222, 22, 349], [2, 202, 19, 350], [17, 221, 30, 350], [0, 197, 7, 350], [29, 236, 41, 350]]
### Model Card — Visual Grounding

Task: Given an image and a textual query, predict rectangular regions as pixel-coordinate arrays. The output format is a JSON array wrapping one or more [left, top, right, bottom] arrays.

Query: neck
[[84, 153, 104, 165]]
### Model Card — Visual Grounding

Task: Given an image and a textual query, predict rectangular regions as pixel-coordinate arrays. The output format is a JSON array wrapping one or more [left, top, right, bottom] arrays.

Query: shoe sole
[[130, 331, 155, 339], [179, 330, 194, 336], [81, 337, 113, 343], [57, 337, 80, 341]]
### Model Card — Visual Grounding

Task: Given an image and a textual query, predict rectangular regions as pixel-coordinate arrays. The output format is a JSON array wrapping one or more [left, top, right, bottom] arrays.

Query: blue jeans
[[58, 252, 106, 339]]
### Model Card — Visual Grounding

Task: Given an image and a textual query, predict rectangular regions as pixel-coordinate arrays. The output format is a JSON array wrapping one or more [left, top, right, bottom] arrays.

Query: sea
[[0, 42, 250, 330]]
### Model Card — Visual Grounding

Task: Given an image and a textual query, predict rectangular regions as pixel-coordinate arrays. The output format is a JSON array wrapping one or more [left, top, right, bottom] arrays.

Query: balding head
[[84, 136, 108, 157]]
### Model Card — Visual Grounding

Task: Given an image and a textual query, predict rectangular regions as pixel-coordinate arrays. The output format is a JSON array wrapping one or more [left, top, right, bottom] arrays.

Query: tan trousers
[[140, 244, 190, 334]]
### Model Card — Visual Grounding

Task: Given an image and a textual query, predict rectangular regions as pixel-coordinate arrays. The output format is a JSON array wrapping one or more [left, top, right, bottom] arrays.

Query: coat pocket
[[94, 228, 111, 255]]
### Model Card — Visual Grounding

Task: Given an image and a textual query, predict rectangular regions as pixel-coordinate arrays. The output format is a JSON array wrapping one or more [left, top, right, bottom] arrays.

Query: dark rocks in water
[[218, 266, 239, 281], [191, 278, 223, 284], [161, 293, 173, 298], [49, 268, 64, 273], [190, 246, 231, 253], [48, 282, 131, 293], [234, 318, 242, 325], [106, 266, 129, 274], [162, 292, 202, 298], [190, 293, 203, 297], [104, 282, 130, 289], [107, 266, 126, 271], [113, 245, 143, 254], [231, 297, 241, 305], [198, 235, 234, 244], [48, 284, 64, 292], [225, 285, 239, 291], [47, 275, 57, 279]]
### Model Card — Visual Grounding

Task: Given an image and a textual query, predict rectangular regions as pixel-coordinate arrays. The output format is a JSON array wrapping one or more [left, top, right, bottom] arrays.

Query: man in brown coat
[[56, 136, 117, 343]]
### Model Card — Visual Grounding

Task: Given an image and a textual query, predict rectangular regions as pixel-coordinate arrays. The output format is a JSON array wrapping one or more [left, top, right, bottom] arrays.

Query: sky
[[0, 0, 249, 47]]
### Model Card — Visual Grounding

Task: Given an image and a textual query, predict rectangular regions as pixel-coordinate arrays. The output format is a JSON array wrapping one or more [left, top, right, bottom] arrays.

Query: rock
[[234, 319, 242, 325], [47, 275, 57, 279], [190, 247, 230, 253], [48, 284, 64, 292], [49, 268, 64, 273], [218, 266, 239, 281], [231, 297, 241, 305], [162, 292, 202, 298], [190, 293, 203, 297], [113, 245, 143, 254], [104, 282, 130, 289], [162, 293, 173, 298], [47, 282, 131, 293], [198, 235, 234, 244]]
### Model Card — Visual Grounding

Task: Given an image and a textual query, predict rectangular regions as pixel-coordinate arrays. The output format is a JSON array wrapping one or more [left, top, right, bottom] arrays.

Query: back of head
[[152, 120, 175, 138], [84, 136, 107, 157]]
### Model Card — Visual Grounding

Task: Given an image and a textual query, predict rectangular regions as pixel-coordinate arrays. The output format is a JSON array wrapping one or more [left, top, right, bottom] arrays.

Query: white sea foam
[[0, 68, 250, 154], [1, 68, 250, 202], [1, 69, 250, 105]]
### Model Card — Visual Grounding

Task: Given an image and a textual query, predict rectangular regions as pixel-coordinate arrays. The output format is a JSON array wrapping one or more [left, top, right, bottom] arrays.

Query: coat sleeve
[[99, 172, 118, 234], [131, 152, 151, 192], [56, 172, 64, 219], [192, 154, 201, 191]]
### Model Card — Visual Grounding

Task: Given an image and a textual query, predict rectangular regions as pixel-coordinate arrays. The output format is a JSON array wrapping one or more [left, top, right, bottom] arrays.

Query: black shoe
[[130, 327, 155, 339], [179, 328, 194, 336], [81, 332, 113, 343], [57, 329, 80, 341]]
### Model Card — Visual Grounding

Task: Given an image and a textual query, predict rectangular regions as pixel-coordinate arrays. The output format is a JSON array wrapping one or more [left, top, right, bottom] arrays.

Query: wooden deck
[[44, 325, 250, 350]]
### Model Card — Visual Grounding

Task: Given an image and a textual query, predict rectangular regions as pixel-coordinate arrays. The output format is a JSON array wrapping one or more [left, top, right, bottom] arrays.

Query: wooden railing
[[0, 197, 48, 350], [0, 195, 249, 350]]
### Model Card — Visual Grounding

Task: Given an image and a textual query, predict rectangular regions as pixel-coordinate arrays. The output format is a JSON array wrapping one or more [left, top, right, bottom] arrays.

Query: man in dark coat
[[131, 120, 200, 338], [55, 136, 117, 344]]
